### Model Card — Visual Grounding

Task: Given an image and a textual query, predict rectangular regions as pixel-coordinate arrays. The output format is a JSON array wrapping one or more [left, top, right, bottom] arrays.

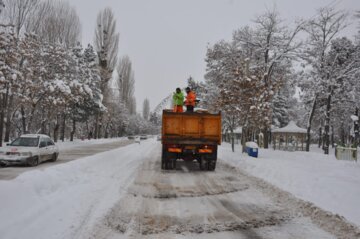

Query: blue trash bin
[[245, 142, 259, 158]]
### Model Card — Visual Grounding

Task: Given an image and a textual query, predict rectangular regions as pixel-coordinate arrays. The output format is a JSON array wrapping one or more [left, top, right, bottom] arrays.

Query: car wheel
[[28, 156, 39, 167], [50, 153, 57, 162]]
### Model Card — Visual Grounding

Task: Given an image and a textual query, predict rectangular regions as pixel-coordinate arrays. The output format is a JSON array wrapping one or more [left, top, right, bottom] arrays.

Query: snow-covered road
[[0, 139, 359, 239], [88, 141, 358, 239]]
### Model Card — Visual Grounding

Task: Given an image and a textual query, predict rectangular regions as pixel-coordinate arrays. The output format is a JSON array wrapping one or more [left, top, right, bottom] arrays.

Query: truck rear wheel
[[200, 150, 217, 171], [207, 159, 216, 171], [161, 146, 176, 170], [161, 147, 166, 170], [170, 159, 176, 170], [199, 156, 206, 171], [164, 158, 176, 170], [209, 149, 217, 171], [161, 157, 166, 170]]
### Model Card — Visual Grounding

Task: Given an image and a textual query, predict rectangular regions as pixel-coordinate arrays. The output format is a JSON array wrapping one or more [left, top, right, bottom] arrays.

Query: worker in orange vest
[[184, 87, 196, 112]]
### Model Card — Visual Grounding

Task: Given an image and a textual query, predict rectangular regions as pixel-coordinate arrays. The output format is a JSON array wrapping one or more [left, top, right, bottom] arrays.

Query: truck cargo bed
[[162, 110, 221, 145]]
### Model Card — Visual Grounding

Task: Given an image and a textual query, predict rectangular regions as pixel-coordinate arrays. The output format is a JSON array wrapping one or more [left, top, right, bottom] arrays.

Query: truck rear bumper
[[163, 143, 216, 154], [162, 143, 217, 163]]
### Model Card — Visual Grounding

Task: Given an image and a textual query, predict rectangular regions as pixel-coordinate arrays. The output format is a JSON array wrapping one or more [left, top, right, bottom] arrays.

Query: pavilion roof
[[272, 121, 307, 134]]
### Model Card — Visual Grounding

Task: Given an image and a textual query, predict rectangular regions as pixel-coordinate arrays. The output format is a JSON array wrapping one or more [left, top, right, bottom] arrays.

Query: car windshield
[[10, 137, 39, 147]]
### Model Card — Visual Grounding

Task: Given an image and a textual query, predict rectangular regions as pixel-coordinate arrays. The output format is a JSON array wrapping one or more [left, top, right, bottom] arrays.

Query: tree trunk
[[331, 126, 334, 148], [4, 114, 11, 142], [40, 120, 46, 134], [241, 127, 247, 153], [21, 106, 26, 134], [54, 116, 60, 142], [60, 113, 66, 142], [318, 127, 322, 148], [323, 93, 332, 155], [104, 123, 109, 139], [340, 123, 345, 145], [0, 89, 10, 146], [27, 105, 38, 133], [97, 113, 103, 139], [39, 107, 46, 134], [263, 127, 269, 149], [354, 107, 359, 147], [70, 119, 76, 142], [268, 130, 272, 145], [306, 96, 317, 152], [230, 128, 235, 152], [94, 114, 99, 139], [98, 123, 102, 139], [0, 110, 4, 147], [48, 122, 51, 137], [4, 94, 14, 142]]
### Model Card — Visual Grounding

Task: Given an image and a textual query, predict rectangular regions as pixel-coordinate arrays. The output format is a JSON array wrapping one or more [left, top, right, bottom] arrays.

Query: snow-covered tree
[[0, 0, 5, 15], [272, 91, 290, 128], [142, 98, 150, 120], [126, 114, 149, 135], [272, 70, 298, 128], [25, 0, 81, 48], [93, 8, 120, 138], [205, 8, 303, 149], [0, 26, 22, 146], [0, 2, 141, 142], [3, 0, 39, 36], [116, 55, 136, 114], [94, 7, 119, 104], [299, 7, 350, 153], [16, 33, 46, 135]]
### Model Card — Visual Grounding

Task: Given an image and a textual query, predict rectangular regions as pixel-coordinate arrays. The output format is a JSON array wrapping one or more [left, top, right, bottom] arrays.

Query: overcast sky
[[70, 0, 359, 112]]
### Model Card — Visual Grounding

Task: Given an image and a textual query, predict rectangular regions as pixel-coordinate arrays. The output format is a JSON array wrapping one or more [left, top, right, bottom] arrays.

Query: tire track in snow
[[71, 140, 158, 239]]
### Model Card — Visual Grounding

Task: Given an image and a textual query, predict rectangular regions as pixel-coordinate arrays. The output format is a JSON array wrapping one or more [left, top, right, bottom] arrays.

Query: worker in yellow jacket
[[173, 87, 184, 112]]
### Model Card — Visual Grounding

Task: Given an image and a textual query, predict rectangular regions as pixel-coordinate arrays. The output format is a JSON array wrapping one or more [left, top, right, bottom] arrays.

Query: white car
[[0, 134, 59, 167]]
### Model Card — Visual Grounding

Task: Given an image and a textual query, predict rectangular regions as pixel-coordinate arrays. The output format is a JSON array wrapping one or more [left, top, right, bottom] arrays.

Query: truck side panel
[[202, 116, 221, 142]]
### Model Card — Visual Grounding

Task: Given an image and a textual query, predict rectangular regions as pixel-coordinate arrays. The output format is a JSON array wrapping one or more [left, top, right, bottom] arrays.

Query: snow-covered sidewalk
[[219, 143, 360, 227], [0, 139, 156, 239]]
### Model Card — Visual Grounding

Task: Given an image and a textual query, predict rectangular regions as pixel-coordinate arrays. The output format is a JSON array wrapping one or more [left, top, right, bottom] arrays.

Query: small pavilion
[[272, 121, 307, 151]]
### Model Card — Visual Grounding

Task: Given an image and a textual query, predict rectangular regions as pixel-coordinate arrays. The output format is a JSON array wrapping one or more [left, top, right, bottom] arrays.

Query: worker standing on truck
[[173, 87, 184, 113], [185, 87, 196, 112]]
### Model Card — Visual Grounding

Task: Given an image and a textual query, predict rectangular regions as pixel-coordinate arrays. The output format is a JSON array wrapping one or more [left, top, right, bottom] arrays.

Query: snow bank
[[219, 143, 360, 227], [56, 137, 127, 150], [0, 139, 156, 239]]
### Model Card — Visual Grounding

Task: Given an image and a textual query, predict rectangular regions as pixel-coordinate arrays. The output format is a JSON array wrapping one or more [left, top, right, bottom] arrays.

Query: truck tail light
[[166, 144, 182, 153], [199, 149, 212, 153], [199, 145, 214, 153], [168, 148, 182, 153]]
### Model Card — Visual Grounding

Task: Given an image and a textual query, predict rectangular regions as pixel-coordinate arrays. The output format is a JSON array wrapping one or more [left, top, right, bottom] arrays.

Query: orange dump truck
[[161, 110, 221, 171]]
